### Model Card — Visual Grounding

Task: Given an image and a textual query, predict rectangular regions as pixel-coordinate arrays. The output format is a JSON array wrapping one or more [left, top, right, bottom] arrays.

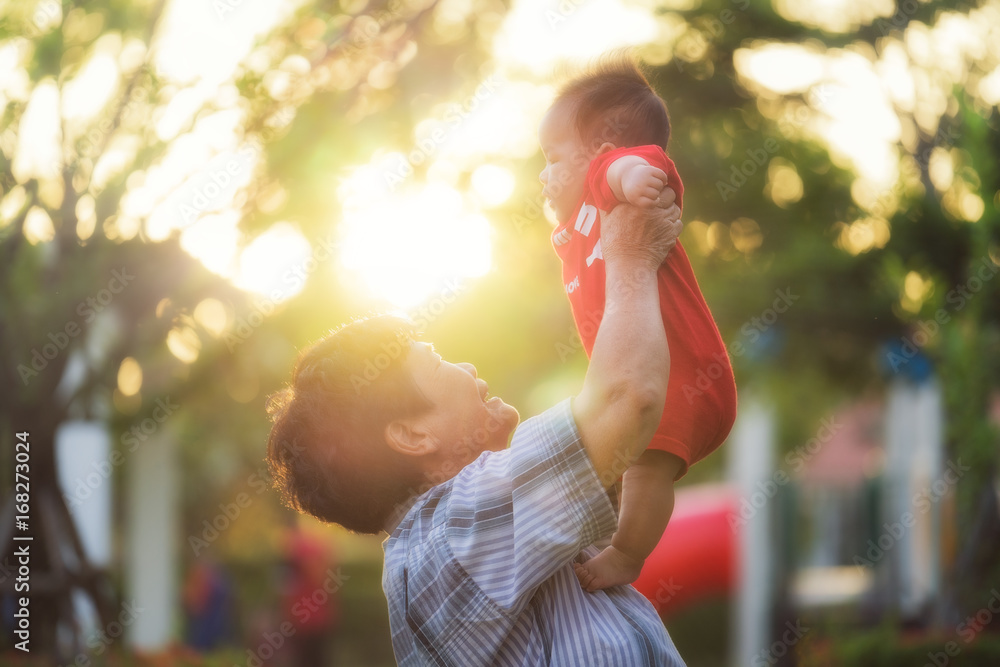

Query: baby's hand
[[621, 164, 668, 208]]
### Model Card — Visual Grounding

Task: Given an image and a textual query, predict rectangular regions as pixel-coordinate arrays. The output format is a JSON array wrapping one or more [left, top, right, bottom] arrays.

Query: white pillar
[[55, 421, 113, 642], [884, 378, 944, 616], [728, 397, 775, 667], [125, 432, 178, 650]]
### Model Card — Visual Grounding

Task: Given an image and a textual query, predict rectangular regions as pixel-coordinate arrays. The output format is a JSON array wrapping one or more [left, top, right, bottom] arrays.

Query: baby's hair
[[554, 50, 671, 151]]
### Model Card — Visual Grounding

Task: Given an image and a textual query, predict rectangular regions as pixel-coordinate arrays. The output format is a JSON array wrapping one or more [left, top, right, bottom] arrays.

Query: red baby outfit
[[551, 145, 737, 478]]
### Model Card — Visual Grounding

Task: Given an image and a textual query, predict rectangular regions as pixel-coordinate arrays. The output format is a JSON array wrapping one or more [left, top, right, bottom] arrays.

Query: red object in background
[[282, 528, 339, 631], [632, 484, 739, 616]]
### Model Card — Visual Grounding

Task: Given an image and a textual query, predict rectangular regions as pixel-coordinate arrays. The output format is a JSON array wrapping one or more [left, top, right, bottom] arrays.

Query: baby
[[538, 54, 738, 592]]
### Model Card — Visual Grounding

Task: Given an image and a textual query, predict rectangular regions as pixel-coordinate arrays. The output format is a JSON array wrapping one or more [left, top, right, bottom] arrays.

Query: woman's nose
[[457, 362, 478, 378], [539, 167, 548, 185]]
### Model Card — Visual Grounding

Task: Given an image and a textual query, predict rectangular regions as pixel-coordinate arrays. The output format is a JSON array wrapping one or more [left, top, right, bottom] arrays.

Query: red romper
[[552, 145, 738, 478]]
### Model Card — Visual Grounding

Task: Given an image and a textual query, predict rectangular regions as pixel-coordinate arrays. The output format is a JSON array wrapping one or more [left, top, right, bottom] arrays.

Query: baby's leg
[[574, 450, 682, 592]]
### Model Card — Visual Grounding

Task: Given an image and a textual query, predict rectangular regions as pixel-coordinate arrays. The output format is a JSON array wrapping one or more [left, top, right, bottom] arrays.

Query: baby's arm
[[606, 156, 670, 208]]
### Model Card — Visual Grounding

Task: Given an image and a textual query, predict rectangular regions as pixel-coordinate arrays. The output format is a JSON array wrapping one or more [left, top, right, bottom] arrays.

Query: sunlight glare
[[766, 159, 804, 208], [13, 79, 61, 182], [734, 45, 826, 95], [338, 182, 491, 309], [494, 0, 657, 74], [418, 80, 552, 168], [23, 206, 55, 245], [154, 0, 304, 85], [179, 211, 240, 277], [143, 138, 257, 242], [772, 0, 893, 33], [117, 357, 143, 396], [980, 66, 1000, 105], [739, 45, 900, 190], [167, 326, 201, 364], [194, 298, 228, 337], [902, 270, 933, 313], [836, 217, 890, 255], [471, 164, 516, 207], [928, 148, 954, 192], [156, 85, 210, 141], [62, 48, 120, 123], [234, 223, 313, 300], [0, 185, 27, 225]]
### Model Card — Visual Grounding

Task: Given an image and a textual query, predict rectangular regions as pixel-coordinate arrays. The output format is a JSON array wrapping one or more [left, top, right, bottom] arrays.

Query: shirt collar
[[382, 493, 420, 537]]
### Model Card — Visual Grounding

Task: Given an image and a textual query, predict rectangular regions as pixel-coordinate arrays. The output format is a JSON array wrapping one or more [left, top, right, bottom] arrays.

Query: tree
[[0, 0, 501, 658], [634, 0, 999, 628]]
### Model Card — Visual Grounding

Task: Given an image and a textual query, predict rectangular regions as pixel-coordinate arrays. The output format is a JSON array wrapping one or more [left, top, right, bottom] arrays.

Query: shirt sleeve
[[444, 398, 619, 615], [586, 144, 685, 212]]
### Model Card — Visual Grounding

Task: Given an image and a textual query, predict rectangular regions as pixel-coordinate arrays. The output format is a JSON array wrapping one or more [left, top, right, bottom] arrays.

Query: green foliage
[[829, 628, 1000, 667]]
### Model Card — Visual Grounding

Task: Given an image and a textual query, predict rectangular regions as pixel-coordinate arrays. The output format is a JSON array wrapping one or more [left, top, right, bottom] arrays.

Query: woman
[[265, 190, 687, 665]]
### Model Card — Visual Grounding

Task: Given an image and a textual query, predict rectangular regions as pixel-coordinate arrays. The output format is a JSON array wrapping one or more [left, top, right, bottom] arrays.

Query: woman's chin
[[486, 398, 519, 444]]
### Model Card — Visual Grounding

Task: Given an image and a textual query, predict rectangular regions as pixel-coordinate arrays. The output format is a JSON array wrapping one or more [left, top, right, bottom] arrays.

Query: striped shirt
[[381, 398, 687, 666]]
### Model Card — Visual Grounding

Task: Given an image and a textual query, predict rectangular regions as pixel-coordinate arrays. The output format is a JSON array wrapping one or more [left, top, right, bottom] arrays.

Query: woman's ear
[[385, 419, 436, 458]]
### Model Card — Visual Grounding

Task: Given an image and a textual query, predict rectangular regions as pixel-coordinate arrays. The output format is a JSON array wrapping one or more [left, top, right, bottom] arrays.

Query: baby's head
[[539, 53, 671, 221]]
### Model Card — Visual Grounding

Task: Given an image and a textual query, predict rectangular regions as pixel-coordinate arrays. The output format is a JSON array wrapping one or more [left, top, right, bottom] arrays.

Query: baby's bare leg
[[574, 450, 682, 592]]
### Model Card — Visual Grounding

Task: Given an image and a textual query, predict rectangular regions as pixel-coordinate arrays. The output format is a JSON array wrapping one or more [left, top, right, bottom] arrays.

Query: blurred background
[[1, 0, 999, 664]]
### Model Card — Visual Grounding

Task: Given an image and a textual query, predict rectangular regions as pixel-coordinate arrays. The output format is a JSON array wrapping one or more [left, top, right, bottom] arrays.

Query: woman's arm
[[572, 190, 681, 487]]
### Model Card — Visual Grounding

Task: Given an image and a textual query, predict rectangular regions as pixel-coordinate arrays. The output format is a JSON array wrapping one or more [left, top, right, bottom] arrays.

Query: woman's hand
[[600, 187, 683, 271]]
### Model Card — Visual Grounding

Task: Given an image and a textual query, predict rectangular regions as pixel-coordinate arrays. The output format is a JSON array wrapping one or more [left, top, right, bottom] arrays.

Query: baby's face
[[538, 102, 595, 223]]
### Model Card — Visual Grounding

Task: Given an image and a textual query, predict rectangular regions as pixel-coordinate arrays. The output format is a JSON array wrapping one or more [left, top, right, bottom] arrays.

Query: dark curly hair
[[555, 51, 672, 151], [265, 315, 431, 534]]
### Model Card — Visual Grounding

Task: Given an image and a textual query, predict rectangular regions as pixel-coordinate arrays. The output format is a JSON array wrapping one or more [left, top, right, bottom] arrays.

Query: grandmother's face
[[395, 341, 519, 476]]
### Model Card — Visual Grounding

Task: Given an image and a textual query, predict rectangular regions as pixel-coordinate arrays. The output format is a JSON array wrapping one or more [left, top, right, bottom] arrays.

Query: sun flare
[[336, 178, 492, 310]]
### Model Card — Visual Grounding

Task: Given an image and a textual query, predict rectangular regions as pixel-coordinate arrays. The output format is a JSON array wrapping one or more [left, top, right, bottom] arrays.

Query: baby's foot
[[573, 545, 644, 592]]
